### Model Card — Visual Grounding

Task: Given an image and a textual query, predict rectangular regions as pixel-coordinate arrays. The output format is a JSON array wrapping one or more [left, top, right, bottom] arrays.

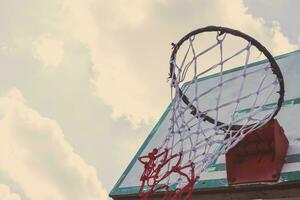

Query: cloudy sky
[[1, 0, 300, 199]]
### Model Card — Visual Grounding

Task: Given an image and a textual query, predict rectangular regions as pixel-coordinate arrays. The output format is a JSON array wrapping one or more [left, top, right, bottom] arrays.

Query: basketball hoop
[[138, 26, 285, 200]]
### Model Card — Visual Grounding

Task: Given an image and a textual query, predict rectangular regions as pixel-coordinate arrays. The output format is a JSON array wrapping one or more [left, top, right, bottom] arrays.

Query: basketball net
[[138, 28, 282, 200]]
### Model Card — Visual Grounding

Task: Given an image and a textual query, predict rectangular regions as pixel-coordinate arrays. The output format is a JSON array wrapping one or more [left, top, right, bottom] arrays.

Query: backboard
[[110, 49, 300, 199]]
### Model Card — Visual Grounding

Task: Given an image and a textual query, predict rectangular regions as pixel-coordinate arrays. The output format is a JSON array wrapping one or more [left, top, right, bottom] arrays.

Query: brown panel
[[112, 181, 300, 200]]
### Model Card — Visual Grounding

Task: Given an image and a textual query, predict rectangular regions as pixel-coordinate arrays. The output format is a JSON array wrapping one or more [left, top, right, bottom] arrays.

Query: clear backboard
[[110, 49, 300, 199]]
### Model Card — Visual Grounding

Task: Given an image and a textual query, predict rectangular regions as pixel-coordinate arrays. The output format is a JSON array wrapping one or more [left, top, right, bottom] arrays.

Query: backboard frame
[[110, 49, 300, 199]]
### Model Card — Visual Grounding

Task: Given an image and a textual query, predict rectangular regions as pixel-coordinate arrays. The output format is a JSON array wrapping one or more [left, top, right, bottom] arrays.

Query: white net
[[139, 30, 281, 199]]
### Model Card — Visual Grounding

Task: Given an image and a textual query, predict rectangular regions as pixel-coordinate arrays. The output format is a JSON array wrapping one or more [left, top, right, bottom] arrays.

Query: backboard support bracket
[[226, 119, 289, 185]]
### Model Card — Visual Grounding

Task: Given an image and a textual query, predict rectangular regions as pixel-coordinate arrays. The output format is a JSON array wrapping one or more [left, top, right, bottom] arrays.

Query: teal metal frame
[[110, 49, 300, 198]]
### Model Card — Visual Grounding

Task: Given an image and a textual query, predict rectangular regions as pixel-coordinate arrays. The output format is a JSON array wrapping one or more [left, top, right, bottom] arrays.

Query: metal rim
[[170, 26, 285, 131]]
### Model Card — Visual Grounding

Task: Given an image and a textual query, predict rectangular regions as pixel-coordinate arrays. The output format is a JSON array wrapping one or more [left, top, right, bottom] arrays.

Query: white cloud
[[62, 0, 169, 127], [269, 21, 298, 54], [217, 0, 298, 55], [0, 88, 108, 200], [0, 184, 21, 200], [60, 0, 299, 127], [33, 36, 64, 68], [0, 43, 13, 54]]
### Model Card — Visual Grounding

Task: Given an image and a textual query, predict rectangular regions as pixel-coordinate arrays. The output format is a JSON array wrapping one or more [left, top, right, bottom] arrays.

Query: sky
[[0, 0, 300, 200]]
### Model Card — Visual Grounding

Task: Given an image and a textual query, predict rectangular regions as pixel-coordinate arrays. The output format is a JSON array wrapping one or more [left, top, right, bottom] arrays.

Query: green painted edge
[[236, 97, 300, 115], [208, 153, 300, 172], [182, 48, 300, 87], [286, 154, 300, 163], [110, 48, 300, 197], [111, 153, 300, 196], [110, 169, 300, 196]]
